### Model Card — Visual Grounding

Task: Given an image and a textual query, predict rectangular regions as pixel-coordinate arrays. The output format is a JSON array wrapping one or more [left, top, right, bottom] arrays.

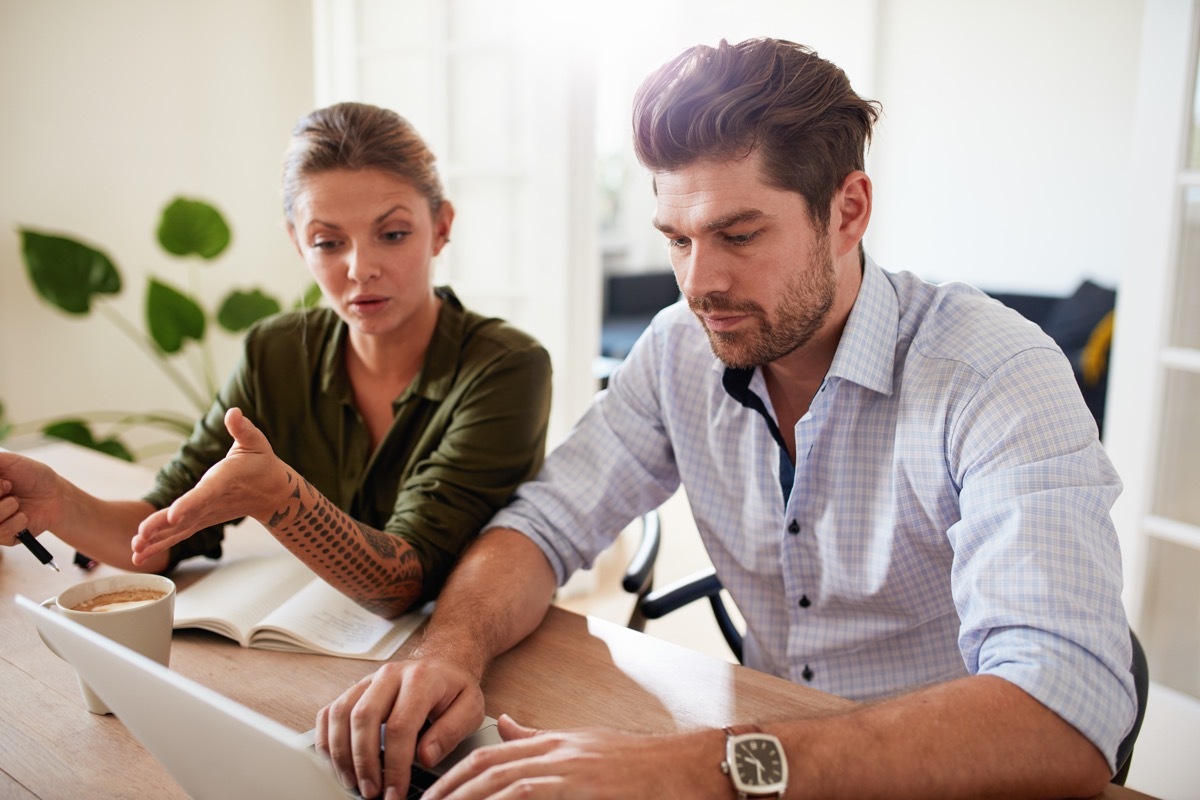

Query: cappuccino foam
[[72, 588, 167, 613]]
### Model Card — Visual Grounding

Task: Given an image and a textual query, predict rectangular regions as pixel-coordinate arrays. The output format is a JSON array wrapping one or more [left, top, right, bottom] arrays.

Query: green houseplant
[[3, 197, 316, 461]]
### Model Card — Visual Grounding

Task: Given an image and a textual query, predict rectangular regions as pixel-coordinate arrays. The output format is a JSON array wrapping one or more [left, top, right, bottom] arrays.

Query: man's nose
[[676, 243, 730, 300]]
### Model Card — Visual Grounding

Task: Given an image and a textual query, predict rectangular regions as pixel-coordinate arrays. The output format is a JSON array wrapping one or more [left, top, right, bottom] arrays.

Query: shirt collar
[[826, 255, 897, 396], [318, 285, 468, 406], [719, 254, 898, 398]]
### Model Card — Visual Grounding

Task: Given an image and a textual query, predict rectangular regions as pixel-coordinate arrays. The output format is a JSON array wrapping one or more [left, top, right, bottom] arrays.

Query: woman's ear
[[831, 171, 872, 258], [432, 201, 455, 256]]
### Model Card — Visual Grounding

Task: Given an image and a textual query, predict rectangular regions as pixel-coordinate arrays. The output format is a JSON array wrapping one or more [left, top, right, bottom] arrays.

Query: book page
[[252, 578, 424, 659], [173, 554, 317, 645]]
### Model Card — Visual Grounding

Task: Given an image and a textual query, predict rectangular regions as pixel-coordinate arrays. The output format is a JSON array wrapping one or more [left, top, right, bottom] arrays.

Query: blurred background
[[2, 2, 1195, 797]]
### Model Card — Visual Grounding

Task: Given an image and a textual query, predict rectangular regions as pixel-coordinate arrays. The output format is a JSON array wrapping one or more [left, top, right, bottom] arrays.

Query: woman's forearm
[[256, 467, 423, 617]]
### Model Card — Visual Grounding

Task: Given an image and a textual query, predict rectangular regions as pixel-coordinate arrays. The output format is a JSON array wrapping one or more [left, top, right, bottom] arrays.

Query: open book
[[172, 554, 427, 661]]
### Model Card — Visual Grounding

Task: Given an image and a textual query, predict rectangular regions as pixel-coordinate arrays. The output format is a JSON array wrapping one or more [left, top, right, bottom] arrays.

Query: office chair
[[1113, 629, 1148, 786], [621, 511, 744, 662], [621, 510, 661, 634], [622, 518, 1150, 786]]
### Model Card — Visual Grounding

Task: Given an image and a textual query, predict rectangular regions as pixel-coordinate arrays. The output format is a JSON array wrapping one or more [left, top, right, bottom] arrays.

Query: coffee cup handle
[[38, 597, 65, 659]]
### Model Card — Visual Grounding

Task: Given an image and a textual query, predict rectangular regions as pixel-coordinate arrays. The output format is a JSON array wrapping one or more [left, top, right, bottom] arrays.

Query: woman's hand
[[132, 407, 291, 564]]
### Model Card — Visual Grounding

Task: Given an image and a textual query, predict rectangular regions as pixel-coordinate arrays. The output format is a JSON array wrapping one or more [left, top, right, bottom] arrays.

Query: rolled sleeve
[[949, 346, 1135, 769], [490, 316, 682, 585]]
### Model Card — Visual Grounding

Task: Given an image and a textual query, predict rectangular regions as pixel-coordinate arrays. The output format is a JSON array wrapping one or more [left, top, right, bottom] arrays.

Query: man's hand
[[131, 407, 289, 564], [315, 655, 487, 800], [424, 715, 722, 800]]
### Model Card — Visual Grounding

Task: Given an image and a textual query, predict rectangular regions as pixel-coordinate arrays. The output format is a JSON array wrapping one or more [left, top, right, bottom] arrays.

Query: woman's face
[[288, 168, 453, 342]]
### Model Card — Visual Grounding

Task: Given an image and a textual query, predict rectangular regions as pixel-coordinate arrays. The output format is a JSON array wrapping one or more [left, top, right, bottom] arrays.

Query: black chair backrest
[[1112, 629, 1149, 786]]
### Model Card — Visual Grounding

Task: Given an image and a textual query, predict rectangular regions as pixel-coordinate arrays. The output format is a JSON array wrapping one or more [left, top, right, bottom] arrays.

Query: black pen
[[17, 529, 60, 572]]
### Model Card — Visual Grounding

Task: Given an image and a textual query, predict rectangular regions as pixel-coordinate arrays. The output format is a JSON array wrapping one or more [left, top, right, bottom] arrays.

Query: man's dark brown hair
[[633, 38, 881, 228]]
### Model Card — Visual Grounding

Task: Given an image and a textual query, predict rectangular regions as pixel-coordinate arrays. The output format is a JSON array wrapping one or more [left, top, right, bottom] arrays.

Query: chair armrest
[[640, 568, 723, 619], [621, 511, 661, 595]]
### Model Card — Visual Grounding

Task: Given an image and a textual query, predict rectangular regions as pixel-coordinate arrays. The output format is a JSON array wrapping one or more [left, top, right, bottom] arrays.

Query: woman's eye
[[383, 230, 411, 242], [667, 236, 691, 249], [312, 239, 339, 251]]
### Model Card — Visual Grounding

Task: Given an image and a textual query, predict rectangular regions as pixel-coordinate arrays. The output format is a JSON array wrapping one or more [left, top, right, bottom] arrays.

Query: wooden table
[[0, 442, 1157, 799]]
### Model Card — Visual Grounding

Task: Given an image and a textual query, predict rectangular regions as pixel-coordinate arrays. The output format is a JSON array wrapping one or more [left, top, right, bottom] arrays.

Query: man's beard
[[690, 240, 837, 370]]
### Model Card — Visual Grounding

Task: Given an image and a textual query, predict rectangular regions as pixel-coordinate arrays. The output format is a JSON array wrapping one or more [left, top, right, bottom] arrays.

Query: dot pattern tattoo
[[265, 469, 423, 617]]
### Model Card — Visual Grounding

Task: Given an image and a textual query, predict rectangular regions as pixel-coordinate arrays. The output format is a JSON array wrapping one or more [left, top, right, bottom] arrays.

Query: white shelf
[[1145, 515, 1200, 550], [1161, 347, 1200, 372]]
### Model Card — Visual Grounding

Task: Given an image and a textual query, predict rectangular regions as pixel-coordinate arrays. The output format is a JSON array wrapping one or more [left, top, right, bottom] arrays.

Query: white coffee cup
[[39, 573, 176, 714]]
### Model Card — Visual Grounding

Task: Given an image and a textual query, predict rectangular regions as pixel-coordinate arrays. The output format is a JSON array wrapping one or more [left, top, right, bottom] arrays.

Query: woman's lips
[[348, 295, 389, 314]]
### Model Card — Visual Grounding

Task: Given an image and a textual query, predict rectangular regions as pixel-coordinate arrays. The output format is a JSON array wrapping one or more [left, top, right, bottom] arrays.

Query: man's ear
[[432, 201, 456, 256], [831, 171, 871, 258]]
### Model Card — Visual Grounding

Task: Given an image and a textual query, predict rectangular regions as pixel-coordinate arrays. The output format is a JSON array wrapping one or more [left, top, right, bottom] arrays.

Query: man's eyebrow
[[652, 209, 768, 235]]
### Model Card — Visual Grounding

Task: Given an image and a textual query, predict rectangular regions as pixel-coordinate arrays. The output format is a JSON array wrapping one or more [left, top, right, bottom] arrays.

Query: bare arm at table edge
[[420, 673, 1111, 800], [314, 527, 557, 800], [133, 408, 425, 617]]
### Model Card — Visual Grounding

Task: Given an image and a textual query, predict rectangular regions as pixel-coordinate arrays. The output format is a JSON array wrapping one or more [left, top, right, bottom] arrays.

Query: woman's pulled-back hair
[[282, 102, 446, 223], [633, 38, 881, 228]]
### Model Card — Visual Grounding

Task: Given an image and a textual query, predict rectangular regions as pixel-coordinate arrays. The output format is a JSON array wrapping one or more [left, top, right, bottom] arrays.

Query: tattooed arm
[[263, 468, 424, 617], [133, 407, 425, 618]]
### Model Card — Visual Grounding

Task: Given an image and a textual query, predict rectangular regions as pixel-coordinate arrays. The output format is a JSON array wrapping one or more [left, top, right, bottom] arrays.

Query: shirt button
[[798, 595, 811, 608], [787, 520, 800, 534], [802, 665, 814, 682]]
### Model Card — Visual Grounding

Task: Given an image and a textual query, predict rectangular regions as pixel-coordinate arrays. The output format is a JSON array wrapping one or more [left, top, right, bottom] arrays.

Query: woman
[[0, 102, 552, 618]]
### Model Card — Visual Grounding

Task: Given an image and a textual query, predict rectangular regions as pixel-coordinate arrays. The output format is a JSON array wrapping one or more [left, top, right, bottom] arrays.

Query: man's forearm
[[413, 527, 558, 682], [765, 675, 1111, 799]]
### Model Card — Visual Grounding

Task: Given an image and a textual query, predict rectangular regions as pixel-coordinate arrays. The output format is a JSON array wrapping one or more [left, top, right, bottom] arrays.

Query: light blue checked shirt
[[490, 257, 1135, 768]]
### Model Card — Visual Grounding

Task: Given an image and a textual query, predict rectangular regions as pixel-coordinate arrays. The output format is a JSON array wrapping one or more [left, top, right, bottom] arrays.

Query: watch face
[[729, 734, 788, 792]]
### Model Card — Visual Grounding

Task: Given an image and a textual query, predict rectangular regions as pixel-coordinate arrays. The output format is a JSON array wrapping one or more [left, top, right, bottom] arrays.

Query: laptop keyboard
[[405, 763, 440, 798]]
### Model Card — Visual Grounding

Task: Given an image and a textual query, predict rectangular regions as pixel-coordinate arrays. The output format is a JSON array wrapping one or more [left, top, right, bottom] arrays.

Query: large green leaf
[[295, 281, 324, 310], [43, 420, 134, 462], [0, 400, 11, 442], [19, 229, 122, 315], [157, 197, 231, 260], [146, 278, 206, 353], [218, 288, 281, 332]]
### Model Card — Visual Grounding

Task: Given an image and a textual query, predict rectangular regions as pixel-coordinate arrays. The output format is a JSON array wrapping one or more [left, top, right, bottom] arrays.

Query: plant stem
[[189, 263, 220, 400], [95, 303, 209, 412]]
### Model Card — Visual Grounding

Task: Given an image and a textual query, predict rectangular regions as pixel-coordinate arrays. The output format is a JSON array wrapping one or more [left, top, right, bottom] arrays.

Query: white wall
[[0, 1, 314, 449], [869, 0, 1142, 294], [0, 1, 1143, 444]]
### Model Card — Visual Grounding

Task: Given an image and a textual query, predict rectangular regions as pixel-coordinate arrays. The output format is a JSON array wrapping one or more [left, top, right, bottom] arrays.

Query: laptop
[[16, 594, 501, 799]]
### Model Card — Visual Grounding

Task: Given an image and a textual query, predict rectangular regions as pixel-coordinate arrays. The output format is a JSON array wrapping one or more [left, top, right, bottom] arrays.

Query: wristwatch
[[720, 724, 788, 798]]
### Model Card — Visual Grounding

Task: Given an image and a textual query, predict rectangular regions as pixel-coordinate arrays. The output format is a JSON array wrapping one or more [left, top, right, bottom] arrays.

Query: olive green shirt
[[144, 287, 551, 602]]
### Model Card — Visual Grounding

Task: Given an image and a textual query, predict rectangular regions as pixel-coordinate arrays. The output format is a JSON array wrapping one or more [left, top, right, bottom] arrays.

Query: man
[[317, 38, 1135, 799]]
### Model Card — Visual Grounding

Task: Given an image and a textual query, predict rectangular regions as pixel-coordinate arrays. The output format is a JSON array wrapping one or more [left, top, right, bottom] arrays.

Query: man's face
[[653, 153, 839, 370]]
